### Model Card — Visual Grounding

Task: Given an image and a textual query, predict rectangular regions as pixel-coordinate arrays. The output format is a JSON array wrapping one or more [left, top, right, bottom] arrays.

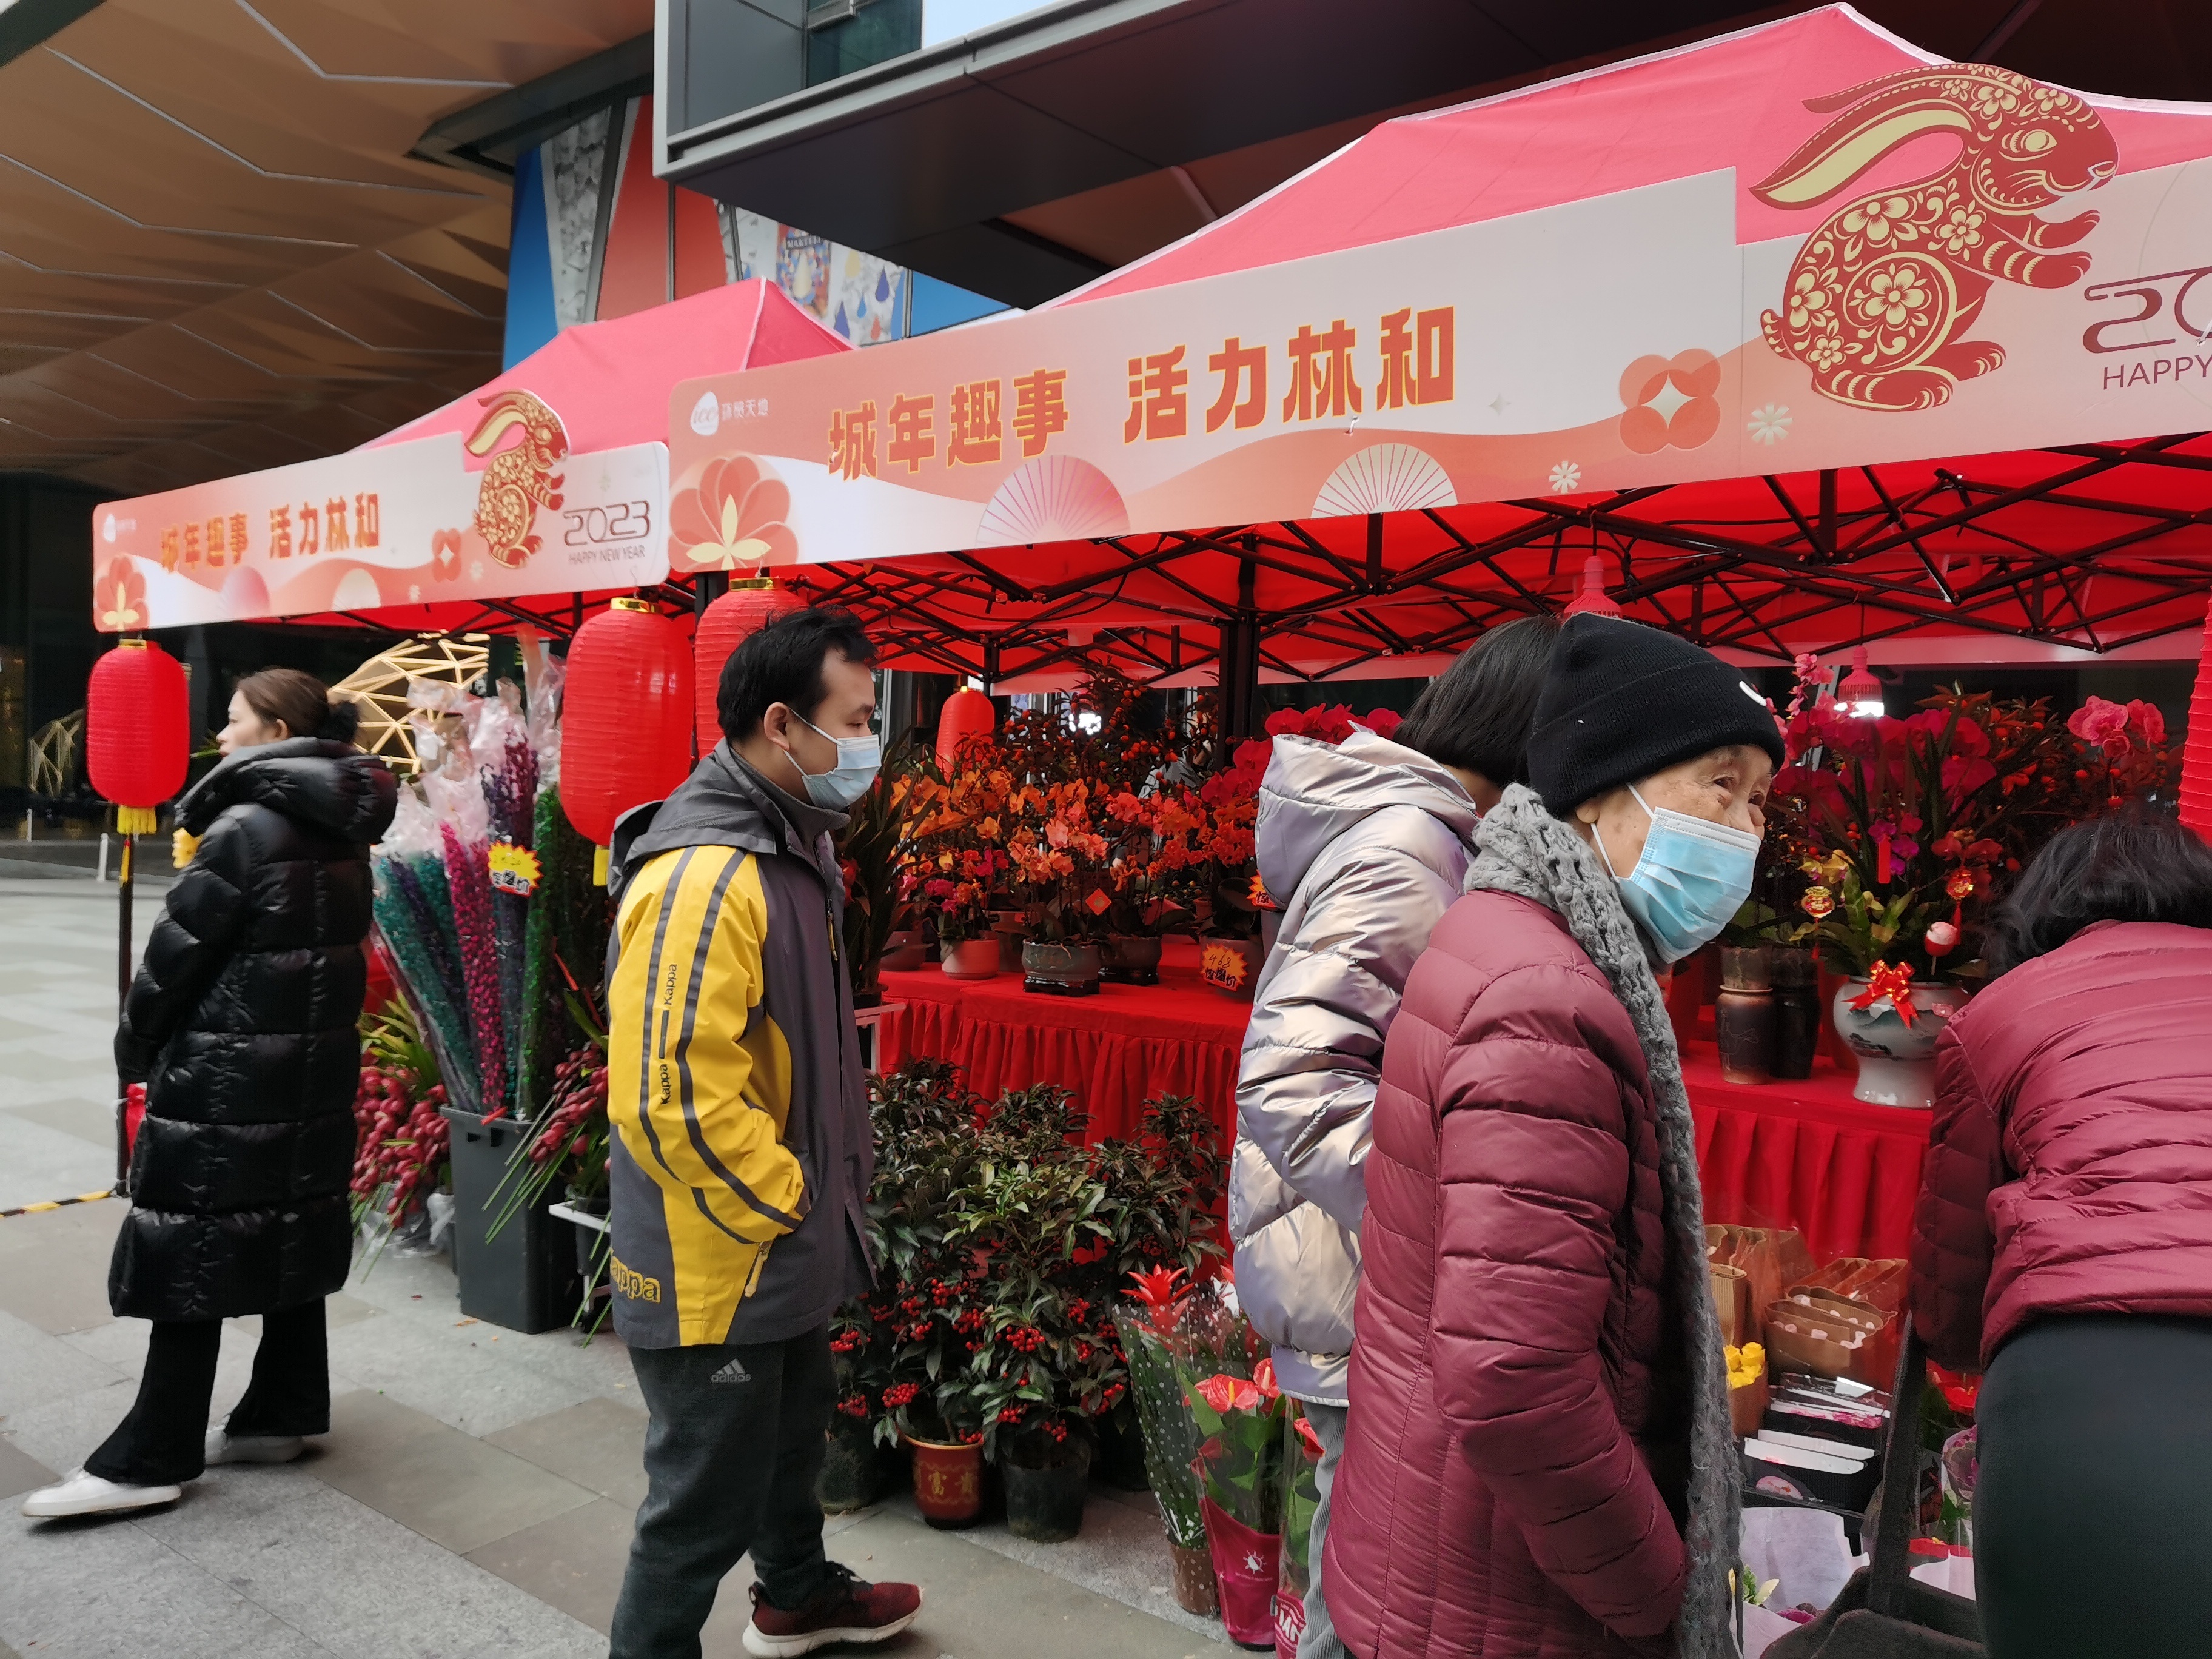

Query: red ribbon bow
[[1852, 960, 1919, 1025]]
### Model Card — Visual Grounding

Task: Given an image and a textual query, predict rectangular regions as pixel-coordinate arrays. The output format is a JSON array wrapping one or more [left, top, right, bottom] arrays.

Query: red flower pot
[[907, 1435, 984, 1529], [1202, 1496, 1282, 1649]]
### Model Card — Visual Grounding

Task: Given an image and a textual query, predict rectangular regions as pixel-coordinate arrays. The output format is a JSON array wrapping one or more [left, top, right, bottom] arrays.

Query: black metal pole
[[115, 831, 133, 1191]]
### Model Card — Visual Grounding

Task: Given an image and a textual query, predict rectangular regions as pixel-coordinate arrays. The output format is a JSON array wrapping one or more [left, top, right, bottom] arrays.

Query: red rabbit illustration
[[1754, 64, 2116, 411], [464, 389, 568, 569]]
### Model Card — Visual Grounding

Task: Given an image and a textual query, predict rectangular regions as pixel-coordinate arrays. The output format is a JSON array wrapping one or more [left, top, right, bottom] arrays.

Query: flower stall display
[[350, 998, 451, 1259], [902, 763, 1013, 979], [1766, 659, 2174, 1106], [831, 1061, 1224, 1540]]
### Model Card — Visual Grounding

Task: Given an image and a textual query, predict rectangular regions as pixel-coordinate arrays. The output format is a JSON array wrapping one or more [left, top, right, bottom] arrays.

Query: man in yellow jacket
[[603, 606, 920, 1659]]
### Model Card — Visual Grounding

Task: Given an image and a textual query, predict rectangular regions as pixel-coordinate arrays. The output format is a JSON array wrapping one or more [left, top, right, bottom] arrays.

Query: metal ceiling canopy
[[657, 0, 1755, 307]]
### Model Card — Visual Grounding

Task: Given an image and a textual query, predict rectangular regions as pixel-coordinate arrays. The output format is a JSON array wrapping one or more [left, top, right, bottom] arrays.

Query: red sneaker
[[741, 1563, 923, 1657]]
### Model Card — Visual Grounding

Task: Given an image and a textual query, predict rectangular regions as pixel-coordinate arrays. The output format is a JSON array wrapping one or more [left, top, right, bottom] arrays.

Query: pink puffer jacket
[[1325, 889, 1690, 1658], [1911, 919, 2212, 1373]]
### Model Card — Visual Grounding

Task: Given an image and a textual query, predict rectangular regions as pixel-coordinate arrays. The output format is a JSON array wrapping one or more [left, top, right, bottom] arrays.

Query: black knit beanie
[[1527, 615, 1785, 817]]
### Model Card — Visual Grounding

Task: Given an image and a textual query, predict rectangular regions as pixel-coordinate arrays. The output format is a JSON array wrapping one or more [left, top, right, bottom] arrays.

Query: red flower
[[1293, 1415, 1325, 1460]]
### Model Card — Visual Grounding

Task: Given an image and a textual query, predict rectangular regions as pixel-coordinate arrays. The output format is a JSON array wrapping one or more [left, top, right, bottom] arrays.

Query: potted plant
[[903, 762, 1012, 980], [1004, 779, 1112, 997], [1190, 1344, 1289, 1649], [1768, 662, 2167, 1107], [837, 738, 919, 1008], [1118, 1270, 1222, 1616]]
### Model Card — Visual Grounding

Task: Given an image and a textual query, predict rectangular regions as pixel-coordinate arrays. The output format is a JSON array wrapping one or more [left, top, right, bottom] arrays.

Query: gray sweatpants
[[1297, 1401, 1349, 1659]]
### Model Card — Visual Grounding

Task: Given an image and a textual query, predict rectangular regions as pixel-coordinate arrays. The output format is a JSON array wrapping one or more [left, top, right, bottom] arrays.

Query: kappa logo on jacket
[[709, 1358, 752, 1386]]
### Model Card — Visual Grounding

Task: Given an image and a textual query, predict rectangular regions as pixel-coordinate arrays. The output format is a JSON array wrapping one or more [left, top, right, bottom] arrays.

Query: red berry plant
[[351, 997, 451, 1236], [832, 1061, 1225, 1475]]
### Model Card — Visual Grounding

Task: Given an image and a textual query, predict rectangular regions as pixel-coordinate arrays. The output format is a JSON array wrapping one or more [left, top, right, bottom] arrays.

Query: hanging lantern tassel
[[561, 598, 694, 887]]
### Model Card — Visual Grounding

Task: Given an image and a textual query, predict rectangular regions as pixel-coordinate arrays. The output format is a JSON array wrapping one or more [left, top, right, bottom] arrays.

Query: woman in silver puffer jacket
[[1232, 614, 1558, 1659]]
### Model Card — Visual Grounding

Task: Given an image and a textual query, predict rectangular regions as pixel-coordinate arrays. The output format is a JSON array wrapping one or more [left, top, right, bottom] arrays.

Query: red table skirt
[[876, 945, 1932, 1262], [876, 939, 1248, 1146]]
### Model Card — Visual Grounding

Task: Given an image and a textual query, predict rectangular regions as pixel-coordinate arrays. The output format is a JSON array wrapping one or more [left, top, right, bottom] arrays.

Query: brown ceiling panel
[[0, 1, 646, 491]]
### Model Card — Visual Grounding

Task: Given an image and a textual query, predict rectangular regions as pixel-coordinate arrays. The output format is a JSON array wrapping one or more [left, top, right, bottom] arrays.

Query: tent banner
[[93, 390, 667, 632], [666, 63, 2212, 574]]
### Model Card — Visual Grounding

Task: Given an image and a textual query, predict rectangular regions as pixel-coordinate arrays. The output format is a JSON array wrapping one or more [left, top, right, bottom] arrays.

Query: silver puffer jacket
[[1230, 728, 1478, 1403]]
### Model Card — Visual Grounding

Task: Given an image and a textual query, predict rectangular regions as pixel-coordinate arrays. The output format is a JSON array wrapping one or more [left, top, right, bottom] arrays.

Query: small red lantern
[[936, 685, 997, 772], [87, 638, 190, 834], [695, 578, 802, 751], [561, 597, 692, 881]]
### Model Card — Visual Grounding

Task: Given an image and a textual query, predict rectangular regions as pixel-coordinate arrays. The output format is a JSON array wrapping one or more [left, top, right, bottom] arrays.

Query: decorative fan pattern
[[1312, 444, 1456, 518], [977, 456, 1130, 545]]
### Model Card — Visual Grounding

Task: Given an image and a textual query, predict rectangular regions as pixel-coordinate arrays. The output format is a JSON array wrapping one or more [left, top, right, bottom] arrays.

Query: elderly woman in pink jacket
[[1327, 615, 1777, 1659]]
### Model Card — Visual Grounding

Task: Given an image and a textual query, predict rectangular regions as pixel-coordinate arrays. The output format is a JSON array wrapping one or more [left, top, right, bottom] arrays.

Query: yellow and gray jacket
[[602, 745, 873, 1349]]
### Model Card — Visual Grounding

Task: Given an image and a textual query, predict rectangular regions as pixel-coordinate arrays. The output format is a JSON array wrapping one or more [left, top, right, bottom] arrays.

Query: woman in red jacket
[[1324, 615, 1778, 1659], [1910, 811, 2212, 1659]]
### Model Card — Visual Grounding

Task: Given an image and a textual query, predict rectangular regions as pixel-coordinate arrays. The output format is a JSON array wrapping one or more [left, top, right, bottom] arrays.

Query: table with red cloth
[[874, 943, 1934, 1262]]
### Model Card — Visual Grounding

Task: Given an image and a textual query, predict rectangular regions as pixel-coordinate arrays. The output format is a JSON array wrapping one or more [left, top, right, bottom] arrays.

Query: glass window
[[805, 0, 922, 86]]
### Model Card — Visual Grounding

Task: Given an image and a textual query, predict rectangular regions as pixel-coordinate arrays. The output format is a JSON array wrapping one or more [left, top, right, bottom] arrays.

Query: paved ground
[[0, 874, 1243, 1659]]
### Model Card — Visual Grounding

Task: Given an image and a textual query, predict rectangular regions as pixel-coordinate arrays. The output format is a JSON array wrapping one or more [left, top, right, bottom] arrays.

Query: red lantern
[[695, 579, 802, 751], [561, 597, 692, 880], [2180, 589, 2212, 839], [936, 686, 997, 772], [87, 638, 190, 834]]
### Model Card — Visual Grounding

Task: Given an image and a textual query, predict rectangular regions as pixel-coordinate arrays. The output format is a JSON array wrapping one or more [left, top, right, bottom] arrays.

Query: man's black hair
[[1988, 808, 2212, 973], [1395, 613, 1563, 785], [717, 606, 877, 742]]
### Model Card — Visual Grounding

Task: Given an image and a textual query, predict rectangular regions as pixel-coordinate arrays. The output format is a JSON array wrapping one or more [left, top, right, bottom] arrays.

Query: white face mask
[[789, 711, 881, 809]]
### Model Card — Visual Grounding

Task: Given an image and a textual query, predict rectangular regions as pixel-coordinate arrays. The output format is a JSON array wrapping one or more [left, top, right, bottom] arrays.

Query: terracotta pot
[[1831, 977, 1969, 1107], [1201, 936, 1263, 1000], [907, 1435, 984, 1528], [940, 936, 1000, 980], [1169, 1540, 1221, 1617], [1100, 933, 1162, 987], [1021, 938, 1101, 997]]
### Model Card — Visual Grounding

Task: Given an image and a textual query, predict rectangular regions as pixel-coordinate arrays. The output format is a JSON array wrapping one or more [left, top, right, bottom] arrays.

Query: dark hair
[[717, 606, 878, 741], [1395, 614, 1562, 785], [1987, 810, 2212, 973], [236, 667, 360, 746]]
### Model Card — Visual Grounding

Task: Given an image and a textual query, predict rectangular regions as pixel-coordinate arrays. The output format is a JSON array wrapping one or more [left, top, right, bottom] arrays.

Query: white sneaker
[[21, 1469, 183, 1518], [204, 1429, 307, 1466]]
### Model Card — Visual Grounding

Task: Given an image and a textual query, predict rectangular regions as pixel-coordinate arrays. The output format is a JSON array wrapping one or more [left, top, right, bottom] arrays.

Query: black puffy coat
[[111, 737, 398, 1321]]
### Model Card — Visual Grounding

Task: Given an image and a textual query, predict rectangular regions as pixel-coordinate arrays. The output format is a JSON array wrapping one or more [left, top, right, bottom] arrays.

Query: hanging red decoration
[[936, 686, 997, 771], [87, 638, 190, 835], [560, 597, 692, 881], [694, 578, 802, 751], [2179, 589, 2212, 840]]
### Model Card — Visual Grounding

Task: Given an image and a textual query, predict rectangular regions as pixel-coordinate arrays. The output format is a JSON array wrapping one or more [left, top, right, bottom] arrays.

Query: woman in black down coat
[[24, 668, 397, 1520]]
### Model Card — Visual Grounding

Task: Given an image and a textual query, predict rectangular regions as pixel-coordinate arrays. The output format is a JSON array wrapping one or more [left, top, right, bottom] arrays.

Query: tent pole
[[1818, 469, 1838, 561], [115, 831, 133, 1191], [1222, 541, 1262, 742]]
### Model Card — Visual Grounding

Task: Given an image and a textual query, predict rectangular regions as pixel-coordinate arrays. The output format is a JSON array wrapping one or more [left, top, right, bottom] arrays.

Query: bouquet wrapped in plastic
[[1276, 1407, 1324, 1658], [1116, 1267, 1229, 1617]]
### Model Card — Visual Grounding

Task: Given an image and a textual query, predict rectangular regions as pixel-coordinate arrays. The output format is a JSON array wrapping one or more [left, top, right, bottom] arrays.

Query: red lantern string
[[560, 597, 692, 883], [87, 638, 190, 835], [694, 578, 800, 751]]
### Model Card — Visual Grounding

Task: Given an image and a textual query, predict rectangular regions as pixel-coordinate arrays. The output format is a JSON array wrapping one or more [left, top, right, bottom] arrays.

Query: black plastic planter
[[1002, 1441, 1091, 1542], [441, 1106, 581, 1333], [817, 1416, 883, 1513]]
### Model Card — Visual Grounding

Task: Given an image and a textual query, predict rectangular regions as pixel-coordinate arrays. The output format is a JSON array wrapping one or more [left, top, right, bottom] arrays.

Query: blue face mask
[[793, 713, 882, 810], [1595, 785, 1760, 964]]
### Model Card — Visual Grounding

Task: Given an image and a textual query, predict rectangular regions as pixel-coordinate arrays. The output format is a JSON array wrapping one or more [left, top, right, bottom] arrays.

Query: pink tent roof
[[1064, 5, 2212, 304], [370, 276, 849, 457]]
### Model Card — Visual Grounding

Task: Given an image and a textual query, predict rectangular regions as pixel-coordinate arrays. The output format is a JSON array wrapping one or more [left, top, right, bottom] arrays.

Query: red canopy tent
[[636, 5, 2212, 714]]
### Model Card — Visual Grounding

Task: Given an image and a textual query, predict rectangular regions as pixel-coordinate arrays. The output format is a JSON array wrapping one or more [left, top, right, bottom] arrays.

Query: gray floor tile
[[130, 1467, 603, 1659], [0, 1201, 121, 1336], [1, 1095, 117, 1150], [483, 1396, 651, 1507], [0, 1507, 335, 1659], [0, 1435, 57, 1500], [312, 1390, 597, 1555], [0, 1376, 141, 1476], [324, 1290, 381, 1330], [825, 1509, 1243, 1658], [325, 1303, 599, 1438], [0, 1306, 126, 1420]]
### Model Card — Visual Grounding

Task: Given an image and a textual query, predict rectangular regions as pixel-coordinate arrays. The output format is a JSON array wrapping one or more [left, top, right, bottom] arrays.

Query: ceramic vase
[[1714, 945, 1775, 1085], [1100, 934, 1162, 985], [941, 936, 1000, 980], [1831, 977, 1969, 1107], [1021, 939, 1101, 997]]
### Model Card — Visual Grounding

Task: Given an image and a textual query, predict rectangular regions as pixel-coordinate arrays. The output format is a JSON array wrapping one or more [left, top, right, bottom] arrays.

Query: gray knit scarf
[[1466, 784, 1741, 1659]]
